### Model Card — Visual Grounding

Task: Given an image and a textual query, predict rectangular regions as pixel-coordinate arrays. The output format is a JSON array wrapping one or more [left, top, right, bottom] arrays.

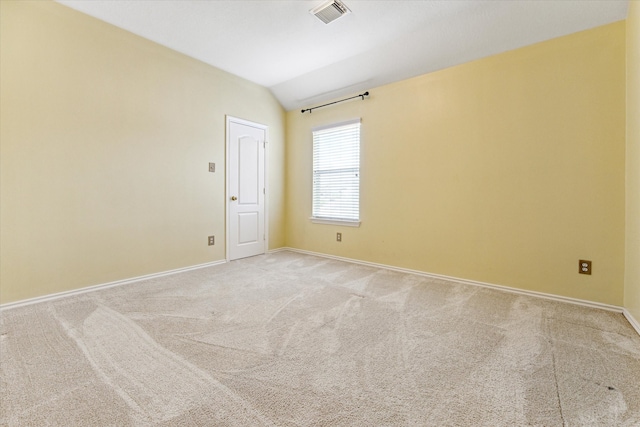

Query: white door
[[227, 117, 266, 260]]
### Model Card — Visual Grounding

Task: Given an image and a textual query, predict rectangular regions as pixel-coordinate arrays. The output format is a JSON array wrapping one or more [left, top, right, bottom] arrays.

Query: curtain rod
[[301, 91, 369, 114]]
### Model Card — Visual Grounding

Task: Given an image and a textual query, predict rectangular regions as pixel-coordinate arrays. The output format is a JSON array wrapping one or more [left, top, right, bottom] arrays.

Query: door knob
[[231, 196, 238, 201]]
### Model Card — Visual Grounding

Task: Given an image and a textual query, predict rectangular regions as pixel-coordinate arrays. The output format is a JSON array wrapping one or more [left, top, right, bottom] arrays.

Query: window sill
[[310, 217, 361, 227]]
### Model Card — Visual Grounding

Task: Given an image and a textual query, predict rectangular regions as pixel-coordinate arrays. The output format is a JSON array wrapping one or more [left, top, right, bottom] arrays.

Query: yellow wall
[[1, 1, 630, 310], [286, 22, 626, 306], [626, 1, 640, 322], [0, 0, 285, 304]]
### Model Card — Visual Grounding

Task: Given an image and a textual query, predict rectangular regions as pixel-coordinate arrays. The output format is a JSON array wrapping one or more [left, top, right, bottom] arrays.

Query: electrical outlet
[[336, 232, 342, 242], [579, 260, 591, 275], [208, 236, 215, 246], [208, 163, 215, 173]]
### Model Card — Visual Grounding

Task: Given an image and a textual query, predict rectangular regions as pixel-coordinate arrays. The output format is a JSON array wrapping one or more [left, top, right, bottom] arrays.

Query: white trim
[[278, 247, 625, 314], [267, 247, 288, 254], [225, 116, 269, 261], [312, 118, 361, 132], [623, 309, 640, 336], [310, 217, 361, 227], [265, 129, 270, 251], [0, 260, 227, 311]]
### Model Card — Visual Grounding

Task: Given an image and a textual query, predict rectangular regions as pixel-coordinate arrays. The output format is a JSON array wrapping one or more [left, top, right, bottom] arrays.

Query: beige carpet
[[1, 251, 639, 426]]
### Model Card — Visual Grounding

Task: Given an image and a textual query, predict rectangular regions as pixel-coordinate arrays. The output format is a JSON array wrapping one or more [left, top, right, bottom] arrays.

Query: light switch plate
[[208, 163, 215, 173]]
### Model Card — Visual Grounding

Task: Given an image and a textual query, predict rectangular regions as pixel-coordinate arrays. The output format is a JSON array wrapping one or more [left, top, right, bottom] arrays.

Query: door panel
[[238, 212, 259, 244], [239, 138, 259, 204], [227, 118, 266, 260]]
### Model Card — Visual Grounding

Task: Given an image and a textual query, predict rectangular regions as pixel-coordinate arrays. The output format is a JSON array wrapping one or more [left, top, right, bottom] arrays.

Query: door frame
[[225, 115, 268, 262]]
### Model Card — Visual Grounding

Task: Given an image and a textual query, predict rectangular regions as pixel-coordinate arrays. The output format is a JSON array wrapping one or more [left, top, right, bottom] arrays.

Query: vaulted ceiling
[[56, 0, 629, 111]]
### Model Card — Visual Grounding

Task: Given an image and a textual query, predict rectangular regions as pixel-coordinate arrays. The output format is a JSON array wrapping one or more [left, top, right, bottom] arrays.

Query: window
[[311, 119, 361, 226]]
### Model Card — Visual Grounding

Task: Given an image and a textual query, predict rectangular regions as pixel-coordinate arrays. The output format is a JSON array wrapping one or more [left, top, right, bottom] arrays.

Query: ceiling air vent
[[310, 0, 351, 24]]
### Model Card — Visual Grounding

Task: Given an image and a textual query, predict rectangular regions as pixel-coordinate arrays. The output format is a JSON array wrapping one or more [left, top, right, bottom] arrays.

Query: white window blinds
[[312, 119, 360, 222]]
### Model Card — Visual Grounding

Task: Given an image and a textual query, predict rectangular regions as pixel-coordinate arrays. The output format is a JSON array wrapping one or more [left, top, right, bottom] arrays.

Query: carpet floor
[[1, 251, 639, 426]]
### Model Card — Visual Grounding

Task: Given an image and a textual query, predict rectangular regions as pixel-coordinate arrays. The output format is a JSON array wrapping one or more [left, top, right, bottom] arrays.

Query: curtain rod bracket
[[301, 91, 369, 114]]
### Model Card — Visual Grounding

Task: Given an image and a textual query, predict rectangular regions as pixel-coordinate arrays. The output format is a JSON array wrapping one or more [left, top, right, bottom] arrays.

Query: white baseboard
[[266, 247, 289, 254], [5, 248, 638, 338], [623, 309, 640, 336], [275, 247, 625, 314], [0, 260, 227, 311]]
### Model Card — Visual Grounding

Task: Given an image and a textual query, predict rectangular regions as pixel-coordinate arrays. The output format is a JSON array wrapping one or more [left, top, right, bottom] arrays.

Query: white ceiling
[[56, 0, 629, 111]]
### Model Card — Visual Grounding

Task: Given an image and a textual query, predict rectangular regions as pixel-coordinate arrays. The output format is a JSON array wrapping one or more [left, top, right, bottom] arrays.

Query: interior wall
[[626, 1, 640, 322], [286, 22, 626, 306], [0, 0, 285, 304]]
